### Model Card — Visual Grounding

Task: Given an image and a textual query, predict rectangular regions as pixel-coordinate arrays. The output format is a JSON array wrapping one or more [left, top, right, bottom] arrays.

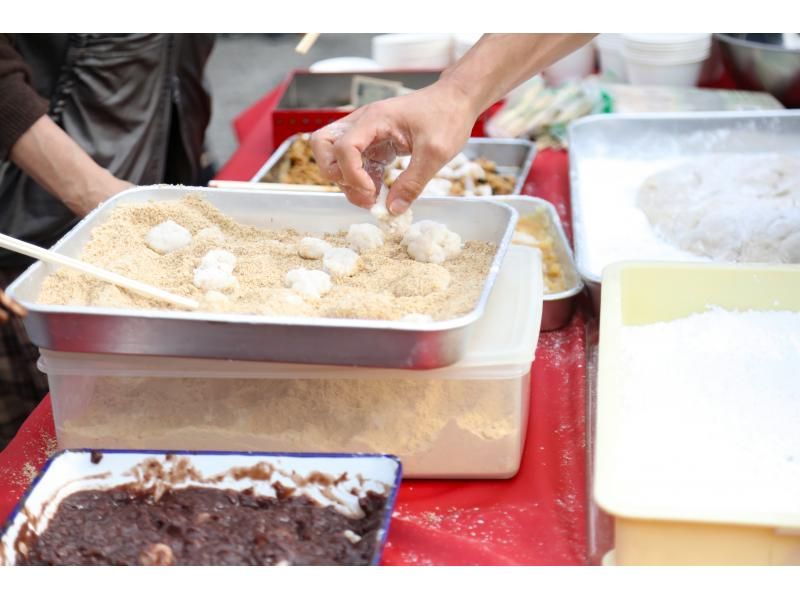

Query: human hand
[[311, 80, 479, 215], [0, 288, 26, 324], [63, 171, 134, 217]]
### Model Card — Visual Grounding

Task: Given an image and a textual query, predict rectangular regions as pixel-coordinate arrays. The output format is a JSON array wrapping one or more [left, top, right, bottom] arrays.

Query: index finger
[[333, 125, 382, 208], [310, 123, 347, 184]]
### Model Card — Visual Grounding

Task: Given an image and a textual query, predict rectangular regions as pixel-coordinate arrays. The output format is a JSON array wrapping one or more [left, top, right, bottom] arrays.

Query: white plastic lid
[[39, 246, 544, 381]]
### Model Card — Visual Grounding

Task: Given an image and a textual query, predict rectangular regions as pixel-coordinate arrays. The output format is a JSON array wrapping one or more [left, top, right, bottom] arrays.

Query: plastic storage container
[[40, 246, 543, 480], [622, 33, 712, 87], [595, 262, 800, 565], [372, 34, 454, 69]]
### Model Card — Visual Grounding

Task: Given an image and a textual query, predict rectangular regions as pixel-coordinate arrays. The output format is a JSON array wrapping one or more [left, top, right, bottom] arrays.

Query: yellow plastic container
[[595, 262, 800, 565]]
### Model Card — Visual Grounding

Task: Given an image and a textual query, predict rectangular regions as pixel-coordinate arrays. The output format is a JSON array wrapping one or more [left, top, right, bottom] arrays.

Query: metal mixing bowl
[[715, 33, 800, 107]]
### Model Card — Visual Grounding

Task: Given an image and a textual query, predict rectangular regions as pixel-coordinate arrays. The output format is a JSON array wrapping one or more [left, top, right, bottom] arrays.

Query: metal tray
[[1, 450, 402, 566], [7, 186, 516, 369], [276, 70, 441, 110], [568, 110, 800, 312], [252, 134, 536, 196], [493, 196, 583, 331]]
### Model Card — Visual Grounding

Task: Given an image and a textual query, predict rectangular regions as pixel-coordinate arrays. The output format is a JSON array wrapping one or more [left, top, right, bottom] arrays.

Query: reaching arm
[[311, 33, 596, 214], [0, 35, 132, 219], [10, 115, 133, 217]]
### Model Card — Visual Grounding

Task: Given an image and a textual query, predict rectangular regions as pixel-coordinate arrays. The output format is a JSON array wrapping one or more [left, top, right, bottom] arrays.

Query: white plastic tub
[[39, 246, 543, 479], [624, 56, 706, 87], [371, 34, 454, 69]]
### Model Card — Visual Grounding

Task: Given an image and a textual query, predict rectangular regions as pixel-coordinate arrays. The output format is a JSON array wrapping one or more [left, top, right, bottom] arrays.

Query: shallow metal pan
[[252, 134, 536, 196], [7, 185, 516, 369]]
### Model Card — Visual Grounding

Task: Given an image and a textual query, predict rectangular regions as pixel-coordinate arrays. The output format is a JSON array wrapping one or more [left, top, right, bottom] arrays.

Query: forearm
[[438, 33, 596, 117], [9, 115, 127, 216]]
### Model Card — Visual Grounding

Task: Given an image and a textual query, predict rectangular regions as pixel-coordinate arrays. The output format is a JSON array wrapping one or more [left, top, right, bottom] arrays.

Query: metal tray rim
[[492, 195, 585, 300], [568, 108, 798, 133]]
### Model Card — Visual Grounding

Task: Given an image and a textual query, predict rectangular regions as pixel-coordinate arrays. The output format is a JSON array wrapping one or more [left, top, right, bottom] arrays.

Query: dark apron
[[0, 33, 214, 269]]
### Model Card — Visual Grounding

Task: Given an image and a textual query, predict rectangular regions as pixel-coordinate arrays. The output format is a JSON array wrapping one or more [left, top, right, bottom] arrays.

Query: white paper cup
[[624, 55, 707, 87], [372, 34, 454, 69]]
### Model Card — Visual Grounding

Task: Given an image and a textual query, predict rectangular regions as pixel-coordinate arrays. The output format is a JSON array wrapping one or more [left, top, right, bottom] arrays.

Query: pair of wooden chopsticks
[[0, 233, 199, 311]]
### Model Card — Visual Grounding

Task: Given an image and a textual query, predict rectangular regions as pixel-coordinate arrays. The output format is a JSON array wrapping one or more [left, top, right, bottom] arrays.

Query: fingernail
[[389, 199, 410, 215]]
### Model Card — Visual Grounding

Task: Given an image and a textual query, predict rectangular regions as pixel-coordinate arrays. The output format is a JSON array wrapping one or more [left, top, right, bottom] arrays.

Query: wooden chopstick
[[0, 233, 199, 310], [295, 33, 320, 55]]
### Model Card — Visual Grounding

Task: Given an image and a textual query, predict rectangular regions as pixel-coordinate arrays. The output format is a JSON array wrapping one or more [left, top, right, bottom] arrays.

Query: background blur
[[207, 34, 374, 164]]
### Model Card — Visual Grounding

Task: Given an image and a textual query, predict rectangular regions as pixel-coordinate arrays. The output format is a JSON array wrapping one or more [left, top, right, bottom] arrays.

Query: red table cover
[[0, 86, 591, 565]]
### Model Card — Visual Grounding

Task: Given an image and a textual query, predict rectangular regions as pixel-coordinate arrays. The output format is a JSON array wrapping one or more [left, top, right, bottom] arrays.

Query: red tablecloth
[[0, 88, 592, 565]]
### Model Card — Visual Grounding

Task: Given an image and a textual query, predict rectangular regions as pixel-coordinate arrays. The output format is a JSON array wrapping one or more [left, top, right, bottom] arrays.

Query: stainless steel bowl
[[715, 33, 800, 107]]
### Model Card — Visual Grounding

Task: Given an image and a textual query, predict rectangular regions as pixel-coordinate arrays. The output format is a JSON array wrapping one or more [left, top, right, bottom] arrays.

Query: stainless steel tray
[[493, 196, 583, 331], [7, 185, 516, 369], [568, 110, 800, 312], [252, 134, 536, 196]]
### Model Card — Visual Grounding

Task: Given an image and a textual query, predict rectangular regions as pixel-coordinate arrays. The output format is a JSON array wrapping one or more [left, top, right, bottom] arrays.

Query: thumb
[[387, 152, 443, 215]]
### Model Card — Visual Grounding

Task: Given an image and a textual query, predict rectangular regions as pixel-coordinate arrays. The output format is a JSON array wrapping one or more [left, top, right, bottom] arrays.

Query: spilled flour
[[37, 195, 496, 321]]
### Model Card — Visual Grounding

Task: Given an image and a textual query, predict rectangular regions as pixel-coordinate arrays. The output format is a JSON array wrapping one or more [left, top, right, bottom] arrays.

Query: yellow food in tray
[[511, 207, 567, 294], [262, 136, 517, 196], [261, 136, 331, 186]]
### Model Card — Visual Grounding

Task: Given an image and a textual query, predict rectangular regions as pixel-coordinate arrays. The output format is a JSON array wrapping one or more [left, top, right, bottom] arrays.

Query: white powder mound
[[402, 220, 463, 264], [323, 247, 361, 278], [284, 268, 332, 299], [638, 154, 800, 263], [346, 223, 384, 253], [297, 237, 332, 260], [370, 185, 413, 238], [575, 152, 800, 278], [575, 157, 706, 276], [612, 308, 800, 521], [193, 249, 238, 292], [146, 220, 192, 254]]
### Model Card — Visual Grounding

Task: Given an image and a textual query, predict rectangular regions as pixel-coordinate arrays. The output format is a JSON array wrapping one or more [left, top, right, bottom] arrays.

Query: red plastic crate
[[272, 69, 499, 147]]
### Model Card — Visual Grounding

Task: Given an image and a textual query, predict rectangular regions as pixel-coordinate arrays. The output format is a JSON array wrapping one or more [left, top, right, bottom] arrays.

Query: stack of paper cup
[[622, 33, 712, 87], [372, 34, 454, 69], [595, 34, 627, 82]]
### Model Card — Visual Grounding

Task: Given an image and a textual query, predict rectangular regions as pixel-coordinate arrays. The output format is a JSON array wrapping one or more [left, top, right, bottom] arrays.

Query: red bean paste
[[17, 486, 387, 566]]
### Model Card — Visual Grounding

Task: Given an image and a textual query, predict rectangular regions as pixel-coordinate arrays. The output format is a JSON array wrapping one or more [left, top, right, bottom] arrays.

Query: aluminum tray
[[568, 110, 800, 312], [7, 186, 516, 369], [1, 450, 402, 566], [493, 196, 583, 331], [252, 134, 536, 196]]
